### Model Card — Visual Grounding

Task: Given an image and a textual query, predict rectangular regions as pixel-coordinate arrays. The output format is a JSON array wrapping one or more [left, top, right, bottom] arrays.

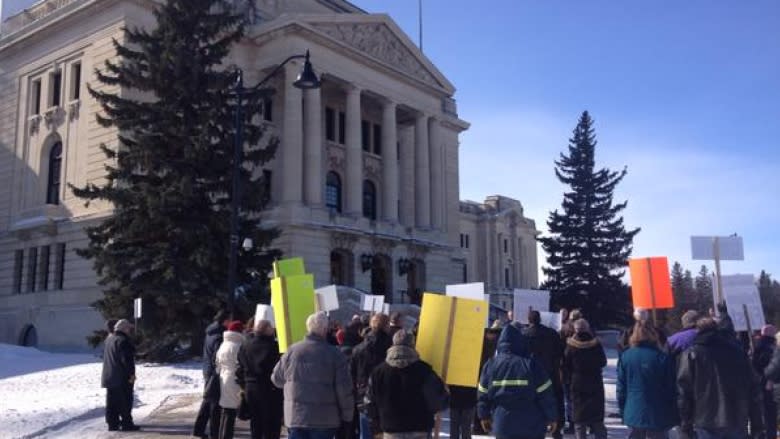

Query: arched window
[[325, 171, 342, 213], [46, 142, 63, 205], [362, 180, 377, 221]]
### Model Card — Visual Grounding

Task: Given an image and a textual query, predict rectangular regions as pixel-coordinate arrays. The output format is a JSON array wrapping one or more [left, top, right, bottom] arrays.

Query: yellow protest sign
[[416, 293, 488, 387], [273, 258, 305, 278], [271, 273, 316, 352]]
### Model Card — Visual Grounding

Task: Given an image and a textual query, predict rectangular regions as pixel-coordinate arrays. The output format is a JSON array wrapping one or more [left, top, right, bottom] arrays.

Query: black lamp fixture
[[226, 50, 321, 318], [361, 253, 375, 273], [398, 258, 412, 276]]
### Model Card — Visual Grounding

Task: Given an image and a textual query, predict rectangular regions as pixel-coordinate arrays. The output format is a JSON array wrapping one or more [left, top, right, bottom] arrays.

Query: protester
[[388, 312, 404, 337], [560, 309, 582, 341], [677, 317, 764, 439], [365, 329, 449, 439], [765, 332, 780, 429], [753, 325, 777, 439], [564, 319, 607, 439], [101, 319, 140, 432], [342, 316, 364, 348], [619, 309, 669, 355], [559, 308, 582, 433], [667, 310, 700, 356], [237, 319, 283, 439], [523, 311, 565, 439], [215, 321, 245, 439], [272, 311, 354, 439], [449, 385, 477, 439], [477, 323, 557, 439], [351, 313, 392, 439], [617, 322, 678, 439], [473, 327, 503, 435], [193, 310, 229, 439]]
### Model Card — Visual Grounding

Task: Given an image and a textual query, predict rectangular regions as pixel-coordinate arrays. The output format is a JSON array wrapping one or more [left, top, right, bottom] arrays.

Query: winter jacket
[[449, 385, 477, 410], [366, 345, 448, 433], [236, 333, 283, 421], [764, 347, 780, 411], [216, 330, 244, 409], [477, 324, 557, 439], [523, 323, 564, 387], [101, 331, 136, 389], [564, 332, 607, 423], [202, 321, 224, 381], [667, 328, 697, 356], [753, 336, 775, 381], [350, 330, 392, 405], [617, 342, 678, 430], [677, 328, 763, 436], [272, 334, 355, 429]]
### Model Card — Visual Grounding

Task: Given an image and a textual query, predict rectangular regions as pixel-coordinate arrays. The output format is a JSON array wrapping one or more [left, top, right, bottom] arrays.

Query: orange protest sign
[[628, 257, 675, 309]]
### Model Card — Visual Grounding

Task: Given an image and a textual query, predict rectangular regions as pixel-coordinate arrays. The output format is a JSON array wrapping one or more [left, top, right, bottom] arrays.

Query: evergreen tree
[[72, 0, 279, 355], [666, 262, 688, 333], [694, 265, 714, 312], [758, 271, 779, 326], [539, 111, 640, 327]]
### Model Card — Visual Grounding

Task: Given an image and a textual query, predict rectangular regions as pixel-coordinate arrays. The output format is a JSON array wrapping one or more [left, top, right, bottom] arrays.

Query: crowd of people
[[99, 303, 778, 439]]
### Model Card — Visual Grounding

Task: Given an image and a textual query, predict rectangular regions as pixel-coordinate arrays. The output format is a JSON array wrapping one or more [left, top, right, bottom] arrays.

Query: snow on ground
[[0, 343, 203, 439]]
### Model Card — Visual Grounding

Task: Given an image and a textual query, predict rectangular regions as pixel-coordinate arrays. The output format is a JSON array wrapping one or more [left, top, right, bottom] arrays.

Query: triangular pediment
[[306, 17, 453, 92]]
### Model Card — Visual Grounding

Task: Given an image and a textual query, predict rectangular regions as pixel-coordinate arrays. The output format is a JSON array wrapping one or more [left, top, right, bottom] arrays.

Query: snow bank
[[0, 343, 202, 439]]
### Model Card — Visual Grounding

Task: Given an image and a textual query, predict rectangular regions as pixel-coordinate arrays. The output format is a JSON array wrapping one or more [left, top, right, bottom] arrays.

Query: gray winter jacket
[[272, 334, 355, 428]]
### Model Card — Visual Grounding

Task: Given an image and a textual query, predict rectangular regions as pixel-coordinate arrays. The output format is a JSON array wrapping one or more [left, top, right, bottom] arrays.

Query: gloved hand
[[479, 419, 492, 433]]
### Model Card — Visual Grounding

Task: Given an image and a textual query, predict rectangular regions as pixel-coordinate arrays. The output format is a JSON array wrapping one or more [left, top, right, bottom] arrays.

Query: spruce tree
[[694, 265, 714, 312], [72, 0, 279, 355], [539, 111, 640, 327], [667, 262, 688, 332], [758, 271, 778, 325]]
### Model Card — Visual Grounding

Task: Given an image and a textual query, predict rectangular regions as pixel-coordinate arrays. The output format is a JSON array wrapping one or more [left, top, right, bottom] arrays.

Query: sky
[[355, 0, 780, 282]]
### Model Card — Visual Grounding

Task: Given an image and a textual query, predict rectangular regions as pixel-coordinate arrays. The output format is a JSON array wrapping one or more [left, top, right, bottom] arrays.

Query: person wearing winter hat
[[215, 321, 245, 439], [753, 324, 778, 439], [237, 318, 282, 439], [564, 319, 608, 439], [101, 319, 140, 432], [193, 308, 230, 439], [668, 310, 701, 356]]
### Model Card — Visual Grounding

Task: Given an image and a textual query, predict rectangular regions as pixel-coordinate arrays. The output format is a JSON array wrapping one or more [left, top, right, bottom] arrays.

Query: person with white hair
[[101, 319, 140, 432], [237, 318, 283, 439], [563, 319, 607, 439], [272, 311, 354, 439]]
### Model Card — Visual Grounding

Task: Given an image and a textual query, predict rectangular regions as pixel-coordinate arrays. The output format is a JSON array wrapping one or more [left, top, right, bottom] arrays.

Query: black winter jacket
[[237, 333, 283, 415], [523, 323, 564, 386], [563, 333, 607, 423], [763, 346, 780, 413], [202, 322, 223, 381], [677, 329, 763, 436], [101, 331, 135, 388], [351, 330, 392, 403]]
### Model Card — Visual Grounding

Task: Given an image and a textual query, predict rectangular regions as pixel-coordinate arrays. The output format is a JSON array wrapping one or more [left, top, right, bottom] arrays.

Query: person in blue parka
[[617, 322, 679, 439], [477, 323, 557, 439]]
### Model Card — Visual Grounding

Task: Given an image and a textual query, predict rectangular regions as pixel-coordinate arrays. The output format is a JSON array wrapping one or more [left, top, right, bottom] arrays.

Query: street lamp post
[[227, 51, 320, 318]]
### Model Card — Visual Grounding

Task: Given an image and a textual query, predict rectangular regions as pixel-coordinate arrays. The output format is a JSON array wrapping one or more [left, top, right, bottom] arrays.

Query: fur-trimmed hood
[[567, 333, 600, 349]]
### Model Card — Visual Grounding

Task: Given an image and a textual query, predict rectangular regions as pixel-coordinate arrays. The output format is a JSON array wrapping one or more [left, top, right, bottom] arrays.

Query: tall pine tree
[[694, 265, 714, 312], [72, 0, 279, 354], [539, 111, 640, 327]]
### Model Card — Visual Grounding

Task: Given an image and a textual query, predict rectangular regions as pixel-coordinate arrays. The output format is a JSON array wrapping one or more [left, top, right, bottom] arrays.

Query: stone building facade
[[0, 0, 537, 349]]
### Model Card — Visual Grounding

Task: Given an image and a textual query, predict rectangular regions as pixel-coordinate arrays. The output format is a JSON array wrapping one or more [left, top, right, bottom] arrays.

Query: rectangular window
[[13, 250, 23, 294], [504, 239, 508, 253], [505, 268, 510, 289], [27, 247, 38, 293], [51, 70, 62, 107], [361, 120, 371, 152], [54, 243, 66, 290], [261, 169, 272, 205], [397, 141, 401, 161], [460, 233, 464, 248], [325, 107, 336, 141], [338, 111, 346, 144], [373, 124, 382, 155], [263, 98, 273, 122], [31, 80, 42, 115], [466, 234, 470, 249], [463, 264, 468, 283], [70, 63, 81, 100], [39, 245, 50, 291]]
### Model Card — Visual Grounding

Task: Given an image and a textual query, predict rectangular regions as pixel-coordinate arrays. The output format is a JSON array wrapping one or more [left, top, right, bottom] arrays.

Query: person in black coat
[[563, 319, 607, 439], [678, 317, 764, 439], [193, 310, 229, 439], [753, 325, 777, 439], [351, 313, 392, 439], [449, 385, 477, 439], [523, 311, 565, 439], [101, 319, 139, 432], [237, 319, 283, 439]]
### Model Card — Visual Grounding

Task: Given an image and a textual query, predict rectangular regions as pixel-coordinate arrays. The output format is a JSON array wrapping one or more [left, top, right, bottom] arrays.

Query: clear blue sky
[[355, 0, 780, 282]]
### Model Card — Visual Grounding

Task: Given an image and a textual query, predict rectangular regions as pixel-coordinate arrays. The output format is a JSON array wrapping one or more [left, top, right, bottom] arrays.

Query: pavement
[[92, 390, 629, 439]]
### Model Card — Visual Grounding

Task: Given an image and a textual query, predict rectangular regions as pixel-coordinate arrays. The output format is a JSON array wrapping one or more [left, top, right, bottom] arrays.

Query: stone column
[[303, 87, 322, 206], [429, 117, 443, 229], [345, 86, 362, 216], [414, 113, 430, 228], [381, 100, 398, 223], [281, 63, 303, 204]]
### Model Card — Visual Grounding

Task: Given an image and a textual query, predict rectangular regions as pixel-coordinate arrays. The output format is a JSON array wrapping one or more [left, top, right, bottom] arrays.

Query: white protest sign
[[691, 236, 744, 261], [382, 303, 390, 315], [446, 282, 486, 301], [315, 285, 340, 312], [255, 304, 275, 328], [361, 295, 385, 312], [716, 274, 765, 331], [539, 311, 562, 331], [513, 289, 550, 324], [373, 295, 385, 313], [134, 298, 142, 319]]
